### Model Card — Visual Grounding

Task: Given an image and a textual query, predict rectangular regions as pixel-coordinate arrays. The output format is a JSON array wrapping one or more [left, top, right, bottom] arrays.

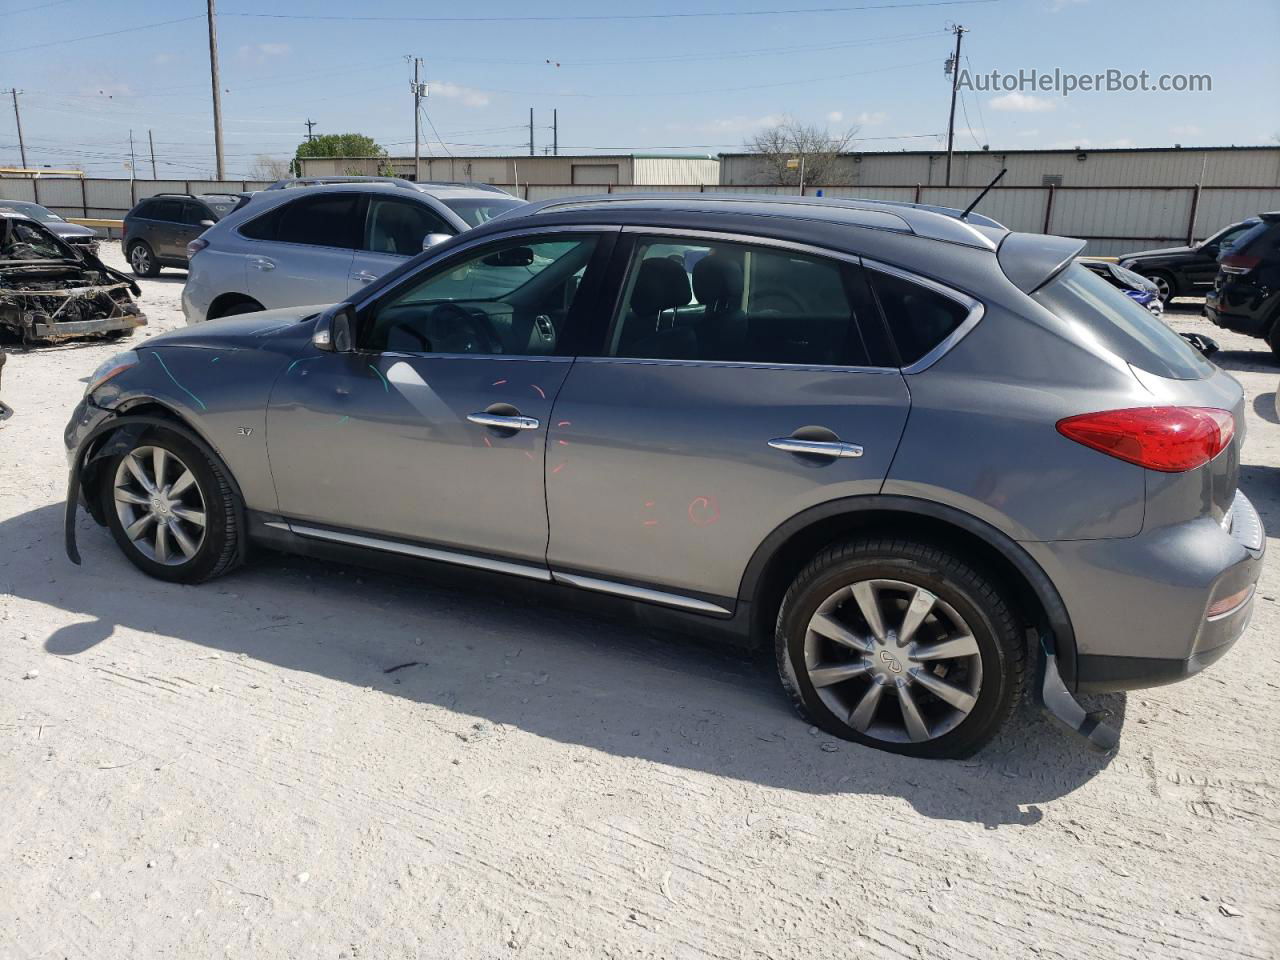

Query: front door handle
[[251, 257, 275, 271], [352, 270, 377, 284], [768, 437, 863, 459], [467, 412, 540, 431]]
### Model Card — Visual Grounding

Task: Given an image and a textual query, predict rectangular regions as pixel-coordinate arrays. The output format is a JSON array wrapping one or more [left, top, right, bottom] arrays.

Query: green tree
[[293, 133, 388, 176]]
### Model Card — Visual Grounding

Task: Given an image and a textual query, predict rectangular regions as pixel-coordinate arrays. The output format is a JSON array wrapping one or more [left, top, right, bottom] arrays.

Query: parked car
[[65, 194, 1264, 759], [1079, 259, 1163, 315], [181, 181, 525, 323], [1205, 212, 1280, 358], [1, 210, 144, 343], [0, 200, 100, 255], [122, 193, 249, 277], [1119, 217, 1261, 304]]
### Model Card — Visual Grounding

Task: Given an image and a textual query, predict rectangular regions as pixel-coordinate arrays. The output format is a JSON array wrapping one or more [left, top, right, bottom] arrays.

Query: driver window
[[361, 234, 598, 356]]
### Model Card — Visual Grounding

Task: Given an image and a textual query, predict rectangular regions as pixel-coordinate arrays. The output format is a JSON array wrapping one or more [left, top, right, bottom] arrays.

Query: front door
[[545, 233, 913, 607], [347, 194, 457, 296], [266, 229, 611, 566]]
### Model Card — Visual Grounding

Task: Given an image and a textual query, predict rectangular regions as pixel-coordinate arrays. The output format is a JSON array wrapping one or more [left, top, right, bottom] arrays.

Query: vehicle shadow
[[11, 501, 1123, 826], [1252, 392, 1279, 426], [1211, 349, 1278, 375]]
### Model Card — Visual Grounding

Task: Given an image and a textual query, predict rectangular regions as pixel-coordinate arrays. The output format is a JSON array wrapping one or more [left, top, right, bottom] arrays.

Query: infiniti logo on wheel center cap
[[878, 650, 903, 674]]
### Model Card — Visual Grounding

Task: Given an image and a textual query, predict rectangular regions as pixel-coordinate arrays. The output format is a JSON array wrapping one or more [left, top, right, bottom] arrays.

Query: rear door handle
[[768, 437, 863, 459], [251, 257, 275, 271], [352, 270, 377, 284], [467, 412, 540, 431]]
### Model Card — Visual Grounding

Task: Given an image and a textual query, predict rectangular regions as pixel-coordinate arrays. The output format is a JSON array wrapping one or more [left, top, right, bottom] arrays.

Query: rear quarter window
[[1033, 262, 1211, 380], [869, 270, 972, 366]]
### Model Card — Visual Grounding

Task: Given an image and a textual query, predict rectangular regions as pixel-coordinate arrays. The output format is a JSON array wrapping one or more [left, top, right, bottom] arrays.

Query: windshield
[[0, 201, 62, 223], [1034, 263, 1211, 380], [0, 216, 74, 261], [441, 197, 525, 228]]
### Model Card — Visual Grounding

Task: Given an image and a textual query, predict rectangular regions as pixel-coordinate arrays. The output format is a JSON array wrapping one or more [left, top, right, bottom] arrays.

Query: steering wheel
[[429, 303, 502, 354]]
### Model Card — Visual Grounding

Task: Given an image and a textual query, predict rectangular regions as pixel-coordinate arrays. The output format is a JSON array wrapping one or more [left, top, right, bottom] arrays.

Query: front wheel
[[1142, 270, 1175, 304], [775, 538, 1026, 758], [101, 428, 242, 583]]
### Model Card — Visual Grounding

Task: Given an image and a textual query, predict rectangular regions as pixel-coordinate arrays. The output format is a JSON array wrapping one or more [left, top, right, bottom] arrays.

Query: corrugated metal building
[[297, 153, 720, 186], [718, 146, 1280, 188]]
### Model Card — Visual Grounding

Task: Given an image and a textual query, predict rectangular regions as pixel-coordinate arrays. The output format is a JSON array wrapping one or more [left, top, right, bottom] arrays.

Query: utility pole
[[944, 23, 966, 187], [528, 108, 535, 156], [148, 129, 157, 179], [410, 57, 424, 181], [7, 89, 26, 168], [304, 118, 317, 142], [128, 129, 136, 183], [553, 108, 558, 156], [206, 0, 225, 180]]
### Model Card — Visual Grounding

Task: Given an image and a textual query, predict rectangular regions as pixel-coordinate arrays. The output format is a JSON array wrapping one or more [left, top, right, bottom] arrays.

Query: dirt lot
[[1, 245, 1278, 959]]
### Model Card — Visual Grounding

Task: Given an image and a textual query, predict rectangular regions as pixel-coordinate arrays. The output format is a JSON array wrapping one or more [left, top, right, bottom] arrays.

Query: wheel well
[[745, 506, 1073, 683], [207, 293, 264, 320]]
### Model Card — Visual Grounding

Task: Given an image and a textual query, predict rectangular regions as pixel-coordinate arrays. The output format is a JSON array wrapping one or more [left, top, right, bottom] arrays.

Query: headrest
[[631, 257, 691, 317], [692, 255, 743, 309]]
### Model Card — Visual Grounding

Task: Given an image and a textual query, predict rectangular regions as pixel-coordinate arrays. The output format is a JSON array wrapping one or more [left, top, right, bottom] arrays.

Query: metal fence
[[5, 177, 1278, 257]]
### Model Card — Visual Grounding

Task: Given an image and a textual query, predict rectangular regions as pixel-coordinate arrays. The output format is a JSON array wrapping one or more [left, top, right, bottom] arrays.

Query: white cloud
[[237, 42, 291, 64], [431, 82, 491, 108], [826, 111, 843, 124], [854, 111, 887, 126], [1170, 124, 1202, 136], [990, 92, 1055, 113]]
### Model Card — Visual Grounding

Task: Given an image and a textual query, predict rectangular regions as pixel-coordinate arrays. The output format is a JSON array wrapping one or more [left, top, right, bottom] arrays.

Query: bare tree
[[249, 154, 293, 180], [745, 117, 858, 187]]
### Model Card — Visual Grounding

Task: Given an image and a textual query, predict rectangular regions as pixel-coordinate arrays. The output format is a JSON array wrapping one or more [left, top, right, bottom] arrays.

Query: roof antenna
[[960, 167, 1007, 220]]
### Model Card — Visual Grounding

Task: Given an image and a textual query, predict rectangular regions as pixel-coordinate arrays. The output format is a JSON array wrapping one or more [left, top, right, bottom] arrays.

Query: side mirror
[[313, 304, 355, 353], [199, 219, 216, 228], [482, 246, 535, 267], [422, 232, 452, 252]]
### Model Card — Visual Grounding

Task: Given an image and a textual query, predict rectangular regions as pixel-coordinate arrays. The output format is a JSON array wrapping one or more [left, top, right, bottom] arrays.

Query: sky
[[2, 0, 1278, 179]]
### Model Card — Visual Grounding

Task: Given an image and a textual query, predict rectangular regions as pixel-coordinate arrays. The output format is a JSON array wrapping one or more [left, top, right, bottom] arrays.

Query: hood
[[150, 304, 329, 349], [46, 221, 97, 239], [1119, 244, 1195, 261]]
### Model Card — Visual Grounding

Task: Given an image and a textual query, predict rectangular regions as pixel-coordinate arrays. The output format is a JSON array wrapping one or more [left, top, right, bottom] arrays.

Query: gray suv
[[122, 193, 246, 277], [181, 181, 525, 323], [65, 194, 1265, 758]]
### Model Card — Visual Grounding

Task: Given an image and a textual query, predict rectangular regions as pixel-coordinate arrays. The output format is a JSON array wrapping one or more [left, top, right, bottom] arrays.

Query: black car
[[1205, 211, 1280, 358], [1119, 217, 1261, 304], [0, 200, 100, 255], [122, 193, 248, 277]]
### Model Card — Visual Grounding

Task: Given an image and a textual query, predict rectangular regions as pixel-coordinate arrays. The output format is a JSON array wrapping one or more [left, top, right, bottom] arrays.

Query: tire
[[775, 537, 1026, 759], [1142, 270, 1175, 304], [100, 427, 242, 584], [128, 241, 161, 278], [1268, 316, 1280, 363], [210, 299, 264, 320]]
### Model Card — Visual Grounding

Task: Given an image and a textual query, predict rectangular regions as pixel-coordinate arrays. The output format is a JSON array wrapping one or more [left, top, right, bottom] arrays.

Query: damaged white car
[[0, 210, 145, 344]]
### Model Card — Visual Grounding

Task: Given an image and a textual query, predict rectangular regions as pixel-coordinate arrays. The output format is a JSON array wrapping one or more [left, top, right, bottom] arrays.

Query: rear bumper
[[1023, 489, 1265, 694], [1205, 289, 1273, 339], [31, 311, 146, 341]]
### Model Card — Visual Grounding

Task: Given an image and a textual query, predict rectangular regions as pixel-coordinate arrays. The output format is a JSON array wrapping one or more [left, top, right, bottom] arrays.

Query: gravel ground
[[1, 246, 1278, 959]]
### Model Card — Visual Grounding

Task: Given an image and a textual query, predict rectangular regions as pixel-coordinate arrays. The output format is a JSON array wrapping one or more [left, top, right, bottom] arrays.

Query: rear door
[[146, 198, 183, 259], [243, 192, 361, 308], [347, 194, 456, 296], [174, 201, 210, 262], [544, 230, 911, 609]]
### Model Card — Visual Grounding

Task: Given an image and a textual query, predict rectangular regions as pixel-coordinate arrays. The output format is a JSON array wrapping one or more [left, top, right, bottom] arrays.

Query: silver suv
[[67, 194, 1265, 758], [181, 180, 524, 323]]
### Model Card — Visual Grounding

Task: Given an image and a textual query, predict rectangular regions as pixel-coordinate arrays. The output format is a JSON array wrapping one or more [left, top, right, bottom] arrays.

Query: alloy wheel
[[1145, 273, 1171, 302], [112, 445, 207, 565], [803, 578, 983, 744], [130, 245, 150, 273]]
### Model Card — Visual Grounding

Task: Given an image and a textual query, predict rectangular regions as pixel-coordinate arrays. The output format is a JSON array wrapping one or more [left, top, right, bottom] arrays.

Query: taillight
[[187, 237, 209, 258], [1219, 253, 1260, 276], [1056, 406, 1235, 473]]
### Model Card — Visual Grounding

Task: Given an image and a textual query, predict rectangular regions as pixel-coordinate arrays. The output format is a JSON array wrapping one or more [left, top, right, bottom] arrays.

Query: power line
[[224, 0, 998, 24], [0, 14, 202, 54]]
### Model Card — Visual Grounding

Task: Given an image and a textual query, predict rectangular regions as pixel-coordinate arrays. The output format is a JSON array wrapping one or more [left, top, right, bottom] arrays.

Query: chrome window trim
[[280, 521, 553, 582], [552, 572, 731, 616], [861, 257, 986, 374], [577, 356, 897, 375]]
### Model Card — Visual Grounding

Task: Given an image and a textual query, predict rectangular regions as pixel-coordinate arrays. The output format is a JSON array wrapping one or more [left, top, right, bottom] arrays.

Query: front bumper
[[32, 312, 146, 340], [1023, 489, 1265, 694]]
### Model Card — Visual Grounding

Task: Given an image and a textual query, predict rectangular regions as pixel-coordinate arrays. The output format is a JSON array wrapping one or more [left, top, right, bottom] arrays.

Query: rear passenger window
[[239, 194, 360, 248], [363, 197, 453, 256], [148, 199, 182, 223], [869, 271, 971, 366], [609, 238, 878, 367]]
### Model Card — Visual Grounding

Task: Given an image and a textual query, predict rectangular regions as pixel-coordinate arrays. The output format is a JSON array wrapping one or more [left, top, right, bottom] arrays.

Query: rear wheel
[[128, 241, 160, 278], [1142, 270, 1175, 304], [101, 428, 242, 583], [209, 298, 264, 320], [1267, 316, 1280, 363], [775, 538, 1026, 758]]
